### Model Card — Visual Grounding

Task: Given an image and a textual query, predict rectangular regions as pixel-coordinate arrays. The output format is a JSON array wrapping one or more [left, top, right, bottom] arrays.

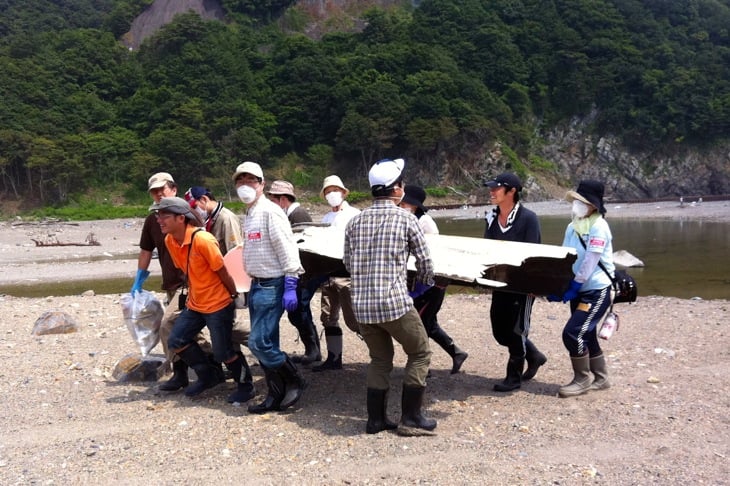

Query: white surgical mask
[[572, 200, 591, 219], [237, 185, 257, 204], [325, 191, 344, 208], [194, 206, 208, 221]]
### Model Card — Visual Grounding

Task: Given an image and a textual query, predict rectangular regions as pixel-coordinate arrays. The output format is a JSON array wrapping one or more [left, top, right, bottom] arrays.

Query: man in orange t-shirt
[[151, 196, 255, 403]]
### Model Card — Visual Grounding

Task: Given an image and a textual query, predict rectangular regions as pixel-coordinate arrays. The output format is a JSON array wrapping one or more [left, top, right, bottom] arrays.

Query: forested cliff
[[0, 0, 728, 208]]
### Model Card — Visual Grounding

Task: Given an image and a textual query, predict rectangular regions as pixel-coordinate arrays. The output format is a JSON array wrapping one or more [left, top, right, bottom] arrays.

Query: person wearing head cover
[[399, 185, 469, 374], [266, 180, 320, 365], [232, 162, 307, 413], [343, 158, 437, 435], [184, 185, 252, 397], [267, 180, 313, 226], [313, 174, 362, 372], [152, 197, 255, 404], [132, 172, 213, 393], [483, 172, 546, 392], [547, 179, 615, 398], [184, 186, 242, 251]]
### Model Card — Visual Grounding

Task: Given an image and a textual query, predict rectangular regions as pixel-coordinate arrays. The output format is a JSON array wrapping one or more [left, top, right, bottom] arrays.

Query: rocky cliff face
[[538, 115, 730, 200], [122, 0, 226, 50]]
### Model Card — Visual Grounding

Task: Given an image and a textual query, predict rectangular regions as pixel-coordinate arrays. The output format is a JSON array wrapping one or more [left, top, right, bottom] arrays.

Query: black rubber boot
[[522, 339, 547, 381], [278, 355, 307, 410], [177, 343, 224, 397], [366, 388, 397, 434], [430, 326, 468, 374], [158, 360, 189, 392], [225, 352, 256, 404], [398, 385, 437, 436], [290, 322, 321, 365], [312, 351, 342, 372], [248, 366, 285, 414], [494, 356, 524, 392], [312, 328, 343, 372]]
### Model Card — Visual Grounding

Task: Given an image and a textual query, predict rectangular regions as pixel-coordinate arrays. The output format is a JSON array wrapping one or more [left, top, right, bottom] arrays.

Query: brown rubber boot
[[558, 355, 592, 398], [589, 354, 611, 391]]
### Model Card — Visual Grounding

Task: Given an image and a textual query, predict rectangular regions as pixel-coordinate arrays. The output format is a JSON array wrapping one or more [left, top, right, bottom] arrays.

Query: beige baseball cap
[[148, 172, 174, 191], [232, 161, 264, 181]]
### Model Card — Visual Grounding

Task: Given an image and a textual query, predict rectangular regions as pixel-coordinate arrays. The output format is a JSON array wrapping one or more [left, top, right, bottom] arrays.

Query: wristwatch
[[230, 292, 238, 300]]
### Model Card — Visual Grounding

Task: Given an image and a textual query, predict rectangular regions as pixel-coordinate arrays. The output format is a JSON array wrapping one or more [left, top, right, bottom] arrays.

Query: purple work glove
[[283, 276, 299, 312], [408, 282, 432, 300], [546, 294, 561, 302], [561, 279, 583, 303]]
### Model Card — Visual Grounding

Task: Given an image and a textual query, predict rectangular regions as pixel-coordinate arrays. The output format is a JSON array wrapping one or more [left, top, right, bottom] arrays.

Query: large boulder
[[32, 311, 79, 335]]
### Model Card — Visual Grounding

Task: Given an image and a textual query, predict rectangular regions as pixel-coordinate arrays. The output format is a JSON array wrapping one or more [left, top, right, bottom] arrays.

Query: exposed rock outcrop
[[539, 114, 730, 200], [122, 0, 226, 50]]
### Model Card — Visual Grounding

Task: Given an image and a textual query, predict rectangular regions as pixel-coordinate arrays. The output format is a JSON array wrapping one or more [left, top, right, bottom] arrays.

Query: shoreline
[[0, 199, 727, 290]]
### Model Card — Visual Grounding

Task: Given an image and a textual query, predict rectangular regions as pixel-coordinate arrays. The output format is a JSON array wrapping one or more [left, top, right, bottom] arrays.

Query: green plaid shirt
[[343, 199, 434, 324]]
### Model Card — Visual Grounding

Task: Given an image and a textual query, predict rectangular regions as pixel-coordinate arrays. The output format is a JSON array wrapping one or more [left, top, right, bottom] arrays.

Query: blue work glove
[[131, 269, 150, 295], [408, 282, 432, 300], [561, 279, 583, 303], [546, 294, 561, 302], [283, 276, 299, 312]]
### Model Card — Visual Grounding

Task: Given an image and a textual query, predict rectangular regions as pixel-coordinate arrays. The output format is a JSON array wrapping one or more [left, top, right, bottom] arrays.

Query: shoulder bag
[[576, 232, 637, 304], [178, 229, 202, 310]]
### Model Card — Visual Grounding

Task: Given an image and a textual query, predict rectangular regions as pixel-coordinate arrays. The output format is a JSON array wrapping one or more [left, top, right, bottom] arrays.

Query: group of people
[[132, 159, 617, 435]]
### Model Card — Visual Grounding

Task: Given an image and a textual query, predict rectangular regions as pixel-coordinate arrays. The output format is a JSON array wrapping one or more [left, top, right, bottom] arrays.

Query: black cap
[[484, 172, 522, 191], [401, 185, 427, 213]]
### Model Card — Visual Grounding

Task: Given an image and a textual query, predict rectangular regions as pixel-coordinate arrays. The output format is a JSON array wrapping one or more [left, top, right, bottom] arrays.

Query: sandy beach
[[0, 199, 728, 484]]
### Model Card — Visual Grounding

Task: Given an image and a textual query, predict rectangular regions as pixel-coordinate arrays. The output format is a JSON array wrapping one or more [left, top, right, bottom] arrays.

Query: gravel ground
[[0, 199, 728, 484]]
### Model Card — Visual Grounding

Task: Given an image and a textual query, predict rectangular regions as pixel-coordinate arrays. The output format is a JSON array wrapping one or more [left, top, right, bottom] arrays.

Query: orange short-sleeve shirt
[[165, 226, 230, 314]]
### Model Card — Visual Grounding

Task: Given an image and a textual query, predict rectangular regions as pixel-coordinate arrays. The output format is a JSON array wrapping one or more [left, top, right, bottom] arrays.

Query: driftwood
[[11, 220, 80, 227], [31, 232, 101, 247]]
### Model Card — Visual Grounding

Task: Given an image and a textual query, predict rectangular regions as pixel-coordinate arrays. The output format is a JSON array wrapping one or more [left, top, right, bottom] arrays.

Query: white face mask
[[325, 191, 344, 208], [237, 185, 257, 204], [572, 199, 591, 219], [194, 206, 208, 221]]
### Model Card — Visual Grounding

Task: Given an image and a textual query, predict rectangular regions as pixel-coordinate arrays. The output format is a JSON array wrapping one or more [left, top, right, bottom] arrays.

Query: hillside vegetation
[[0, 0, 729, 209]]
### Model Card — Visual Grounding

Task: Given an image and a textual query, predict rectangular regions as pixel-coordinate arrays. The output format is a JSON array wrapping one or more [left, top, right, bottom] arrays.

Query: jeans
[[287, 278, 316, 333], [562, 286, 612, 356], [167, 302, 236, 363], [248, 276, 286, 368]]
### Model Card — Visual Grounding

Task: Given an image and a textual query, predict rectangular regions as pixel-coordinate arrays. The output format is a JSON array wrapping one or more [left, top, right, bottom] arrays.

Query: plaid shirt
[[343, 199, 434, 324], [243, 196, 303, 279]]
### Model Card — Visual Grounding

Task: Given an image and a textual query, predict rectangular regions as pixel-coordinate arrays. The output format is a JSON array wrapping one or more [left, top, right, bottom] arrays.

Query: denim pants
[[167, 301, 236, 363], [287, 277, 316, 333], [248, 277, 286, 369], [562, 286, 612, 357]]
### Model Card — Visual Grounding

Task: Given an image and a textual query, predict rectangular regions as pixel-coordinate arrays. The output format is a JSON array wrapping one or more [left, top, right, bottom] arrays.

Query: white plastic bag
[[121, 290, 164, 356]]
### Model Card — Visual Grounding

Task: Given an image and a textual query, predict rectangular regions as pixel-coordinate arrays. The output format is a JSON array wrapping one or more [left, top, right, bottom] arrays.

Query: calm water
[[1, 218, 727, 300], [436, 216, 730, 300]]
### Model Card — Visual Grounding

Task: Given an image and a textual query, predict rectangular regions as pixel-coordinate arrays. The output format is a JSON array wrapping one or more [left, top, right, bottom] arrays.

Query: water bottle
[[599, 311, 619, 340]]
